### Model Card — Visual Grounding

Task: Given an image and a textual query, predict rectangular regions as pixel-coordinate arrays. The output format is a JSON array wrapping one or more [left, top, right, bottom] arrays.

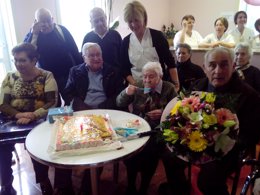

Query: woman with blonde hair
[[121, 0, 179, 91]]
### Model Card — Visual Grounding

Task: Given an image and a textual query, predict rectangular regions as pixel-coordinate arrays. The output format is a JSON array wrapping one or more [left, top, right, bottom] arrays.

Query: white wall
[[11, 0, 239, 42]]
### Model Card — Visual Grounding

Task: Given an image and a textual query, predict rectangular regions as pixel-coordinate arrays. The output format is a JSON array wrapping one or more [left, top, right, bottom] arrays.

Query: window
[[0, 0, 17, 83], [57, 0, 105, 50]]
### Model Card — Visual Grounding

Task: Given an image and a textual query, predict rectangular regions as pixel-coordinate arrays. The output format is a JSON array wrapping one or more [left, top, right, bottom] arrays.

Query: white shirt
[[173, 30, 203, 48], [129, 28, 159, 82], [252, 35, 260, 49], [202, 32, 235, 44], [229, 27, 255, 44]]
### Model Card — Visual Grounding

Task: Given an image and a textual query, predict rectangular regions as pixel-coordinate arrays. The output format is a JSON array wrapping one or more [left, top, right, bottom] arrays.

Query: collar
[[176, 58, 192, 68], [235, 63, 250, 71], [94, 29, 109, 39], [85, 64, 103, 73], [145, 80, 163, 94]]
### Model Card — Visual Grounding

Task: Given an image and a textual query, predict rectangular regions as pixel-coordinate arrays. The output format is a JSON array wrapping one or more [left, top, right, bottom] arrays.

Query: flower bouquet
[[161, 91, 239, 164]]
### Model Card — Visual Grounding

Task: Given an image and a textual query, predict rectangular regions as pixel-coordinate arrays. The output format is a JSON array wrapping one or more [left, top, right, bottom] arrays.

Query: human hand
[[212, 41, 221, 48], [31, 19, 42, 35], [125, 85, 137, 95], [16, 117, 32, 125], [15, 112, 36, 120], [182, 20, 188, 32], [146, 109, 162, 120]]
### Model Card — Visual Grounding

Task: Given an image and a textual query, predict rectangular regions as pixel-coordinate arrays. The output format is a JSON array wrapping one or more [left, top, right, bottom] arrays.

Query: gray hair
[[234, 42, 252, 58], [82, 42, 101, 56], [175, 43, 192, 54], [204, 47, 234, 65], [89, 7, 106, 19], [35, 8, 52, 20], [142, 62, 163, 77]]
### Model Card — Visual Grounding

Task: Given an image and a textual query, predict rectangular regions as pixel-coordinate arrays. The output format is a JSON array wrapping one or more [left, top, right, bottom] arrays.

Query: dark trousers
[[0, 144, 14, 186], [31, 158, 72, 188], [124, 137, 162, 194], [161, 147, 240, 195]]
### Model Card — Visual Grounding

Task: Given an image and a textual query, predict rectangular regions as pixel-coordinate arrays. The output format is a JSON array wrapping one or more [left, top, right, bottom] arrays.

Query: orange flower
[[215, 108, 236, 125]]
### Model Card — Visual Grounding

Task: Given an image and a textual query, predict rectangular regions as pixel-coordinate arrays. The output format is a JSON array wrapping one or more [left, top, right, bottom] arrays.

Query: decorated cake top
[[56, 115, 113, 146]]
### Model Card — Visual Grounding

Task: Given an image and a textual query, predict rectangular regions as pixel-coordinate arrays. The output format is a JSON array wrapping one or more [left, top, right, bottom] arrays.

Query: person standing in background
[[24, 8, 83, 106], [173, 15, 203, 49], [252, 18, 260, 49], [121, 1, 180, 91], [81, 7, 122, 69], [229, 11, 255, 45]]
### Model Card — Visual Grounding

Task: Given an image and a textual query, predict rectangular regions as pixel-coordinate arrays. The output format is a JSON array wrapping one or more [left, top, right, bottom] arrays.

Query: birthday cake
[[54, 115, 114, 151]]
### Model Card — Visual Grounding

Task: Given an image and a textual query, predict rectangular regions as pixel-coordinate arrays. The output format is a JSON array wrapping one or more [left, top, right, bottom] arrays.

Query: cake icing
[[55, 115, 114, 151]]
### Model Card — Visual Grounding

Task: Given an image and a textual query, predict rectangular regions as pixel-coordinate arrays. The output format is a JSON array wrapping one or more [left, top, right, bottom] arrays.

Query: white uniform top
[[229, 27, 255, 44], [252, 35, 260, 49], [202, 32, 235, 45], [129, 28, 159, 82], [173, 30, 203, 48]]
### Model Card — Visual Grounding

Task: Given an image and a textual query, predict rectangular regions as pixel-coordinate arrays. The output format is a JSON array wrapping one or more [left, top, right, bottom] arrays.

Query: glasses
[[84, 53, 102, 59], [12, 58, 29, 64]]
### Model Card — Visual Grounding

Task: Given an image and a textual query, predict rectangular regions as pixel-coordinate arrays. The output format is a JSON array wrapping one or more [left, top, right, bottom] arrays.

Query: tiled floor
[[6, 143, 252, 195]]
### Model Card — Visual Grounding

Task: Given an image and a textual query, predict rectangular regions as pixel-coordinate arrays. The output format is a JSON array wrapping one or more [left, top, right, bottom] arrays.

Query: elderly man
[[175, 43, 205, 90], [159, 47, 260, 195], [24, 8, 82, 105], [64, 42, 122, 110], [81, 7, 122, 69], [117, 61, 177, 195]]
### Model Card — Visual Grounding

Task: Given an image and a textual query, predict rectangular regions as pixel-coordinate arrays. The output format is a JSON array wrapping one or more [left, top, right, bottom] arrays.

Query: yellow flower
[[170, 100, 181, 115], [187, 130, 207, 152], [205, 93, 216, 103]]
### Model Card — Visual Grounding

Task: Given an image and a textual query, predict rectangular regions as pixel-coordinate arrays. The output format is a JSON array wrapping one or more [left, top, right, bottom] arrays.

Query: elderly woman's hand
[[15, 112, 36, 121], [126, 85, 137, 95], [146, 109, 163, 120], [16, 117, 32, 125]]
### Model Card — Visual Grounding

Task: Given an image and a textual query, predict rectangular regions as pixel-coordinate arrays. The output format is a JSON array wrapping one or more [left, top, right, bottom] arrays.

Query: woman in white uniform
[[173, 15, 203, 49], [252, 18, 260, 49], [120, 1, 179, 91], [229, 11, 255, 44], [199, 17, 235, 48]]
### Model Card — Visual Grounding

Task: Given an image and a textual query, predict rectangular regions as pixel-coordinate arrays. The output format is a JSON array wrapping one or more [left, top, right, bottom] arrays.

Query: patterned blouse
[[0, 68, 58, 119]]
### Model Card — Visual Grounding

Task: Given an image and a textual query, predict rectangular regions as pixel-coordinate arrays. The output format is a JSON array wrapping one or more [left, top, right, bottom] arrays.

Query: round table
[[25, 109, 151, 195]]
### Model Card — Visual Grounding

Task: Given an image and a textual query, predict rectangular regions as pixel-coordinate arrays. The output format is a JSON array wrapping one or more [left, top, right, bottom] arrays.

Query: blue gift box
[[47, 106, 73, 123]]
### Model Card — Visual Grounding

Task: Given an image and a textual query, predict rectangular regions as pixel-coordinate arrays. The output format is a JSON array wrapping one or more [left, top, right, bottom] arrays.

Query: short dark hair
[[12, 42, 39, 60], [214, 17, 229, 32], [255, 18, 260, 33], [175, 43, 192, 54], [234, 11, 247, 25], [182, 15, 195, 22]]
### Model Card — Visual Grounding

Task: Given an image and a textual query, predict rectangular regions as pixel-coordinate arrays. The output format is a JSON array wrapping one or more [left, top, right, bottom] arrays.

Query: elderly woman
[[0, 43, 58, 194], [121, 1, 179, 91], [252, 18, 260, 49], [117, 61, 177, 195], [234, 42, 260, 92], [229, 11, 255, 44], [173, 15, 203, 48], [199, 17, 235, 48], [0, 43, 75, 195]]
